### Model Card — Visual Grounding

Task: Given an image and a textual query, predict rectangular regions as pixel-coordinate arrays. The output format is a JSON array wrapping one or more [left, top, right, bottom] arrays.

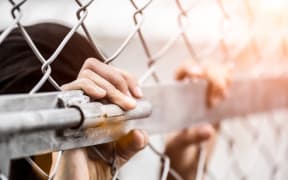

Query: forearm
[[52, 150, 111, 180]]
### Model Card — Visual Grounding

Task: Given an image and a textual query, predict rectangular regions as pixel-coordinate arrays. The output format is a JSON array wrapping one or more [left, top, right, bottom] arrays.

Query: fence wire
[[0, 0, 288, 179]]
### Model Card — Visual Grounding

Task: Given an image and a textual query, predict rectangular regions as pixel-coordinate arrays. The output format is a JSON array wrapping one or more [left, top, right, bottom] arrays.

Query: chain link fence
[[0, 0, 288, 179]]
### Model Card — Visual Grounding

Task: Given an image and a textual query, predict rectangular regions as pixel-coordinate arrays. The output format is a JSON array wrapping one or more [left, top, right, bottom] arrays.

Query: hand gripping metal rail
[[0, 90, 152, 177], [1, 77, 288, 177]]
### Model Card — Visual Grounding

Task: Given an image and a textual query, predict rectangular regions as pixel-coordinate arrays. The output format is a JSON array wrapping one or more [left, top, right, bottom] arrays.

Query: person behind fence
[[0, 23, 233, 180]]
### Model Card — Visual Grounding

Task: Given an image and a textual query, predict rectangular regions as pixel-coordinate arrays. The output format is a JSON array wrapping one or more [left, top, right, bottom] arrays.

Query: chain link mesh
[[0, 0, 288, 179]]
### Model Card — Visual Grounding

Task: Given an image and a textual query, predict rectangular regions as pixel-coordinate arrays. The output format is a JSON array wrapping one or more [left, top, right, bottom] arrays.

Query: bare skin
[[175, 61, 232, 107], [165, 124, 215, 180], [52, 129, 148, 180], [165, 61, 232, 180], [50, 58, 229, 180], [52, 58, 149, 180]]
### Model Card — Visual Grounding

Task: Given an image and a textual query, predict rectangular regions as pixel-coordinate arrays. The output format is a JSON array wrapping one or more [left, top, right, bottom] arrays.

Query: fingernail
[[135, 87, 143, 97], [97, 88, 106, 96], [125, 96, 137, 107]]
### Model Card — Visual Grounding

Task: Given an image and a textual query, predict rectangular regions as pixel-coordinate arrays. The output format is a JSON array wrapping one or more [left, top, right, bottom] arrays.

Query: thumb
[[180, 124, 215, 145], [115, 129, 148, 166], [168, 124, 215, 148]]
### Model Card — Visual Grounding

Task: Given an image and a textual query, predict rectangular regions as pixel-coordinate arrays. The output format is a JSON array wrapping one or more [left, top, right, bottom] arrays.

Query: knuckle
[[107, 86, 119, 97], [125, 71, 133, 79], [119, 69, 136, 82], [80, 69, 92, 77], [78, 78, 90, 85], [100, 80, 113, 91], [84, 58, 97, 68], [125, 72, 137, 83], [115, 76, 127, 87], [108, 72, 128, 90]]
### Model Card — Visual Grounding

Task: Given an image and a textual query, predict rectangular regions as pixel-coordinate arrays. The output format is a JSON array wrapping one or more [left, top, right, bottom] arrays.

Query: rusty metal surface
[[0, 77, 287, 158]]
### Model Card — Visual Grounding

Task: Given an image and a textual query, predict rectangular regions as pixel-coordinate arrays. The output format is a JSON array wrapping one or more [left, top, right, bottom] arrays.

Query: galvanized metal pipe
[[0, 101, 152, 135]]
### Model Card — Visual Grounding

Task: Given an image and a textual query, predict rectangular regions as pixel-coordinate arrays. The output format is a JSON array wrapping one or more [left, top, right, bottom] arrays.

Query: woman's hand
[[165, 124, 215, 180], [52, 58, 148, 180], [61, 58, 143, 110], [175, 61, 232, 107], [164, 61, 232, 179]]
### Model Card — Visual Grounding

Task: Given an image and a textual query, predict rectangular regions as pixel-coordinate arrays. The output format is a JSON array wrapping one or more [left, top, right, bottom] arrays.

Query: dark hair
[[0, 23, 99, 179], [0, 22, 99, 93]]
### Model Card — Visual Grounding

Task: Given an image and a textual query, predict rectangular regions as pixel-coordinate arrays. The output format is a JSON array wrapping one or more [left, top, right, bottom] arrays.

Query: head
[[0, 22, 99, 94], [0, 22, 100, 179]]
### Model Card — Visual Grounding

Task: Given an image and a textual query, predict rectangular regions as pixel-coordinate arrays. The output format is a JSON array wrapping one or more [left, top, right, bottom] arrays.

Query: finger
[[177, 124, 215, 146], [215, 81, 229, 99], [109, 89, 137, 110], [79, 69, 136, 110], [175, 64, 188, 81], [206, 74, 231, 107], [115, 68, 143, 98], [207, 84, 226, 107], [115, 129, 148, 166], [61, 78, 106, 99], [175, 63, 204, 81], [210, 79, 227, 98], [82, 58, 129, 95]]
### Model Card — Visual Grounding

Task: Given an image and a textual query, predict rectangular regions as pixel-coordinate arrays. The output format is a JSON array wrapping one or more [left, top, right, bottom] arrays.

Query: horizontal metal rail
[[0, 76, 287, 160], [0, 101, 152, 135]]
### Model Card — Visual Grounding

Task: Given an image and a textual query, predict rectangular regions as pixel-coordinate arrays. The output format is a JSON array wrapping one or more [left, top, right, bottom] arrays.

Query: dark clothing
[[0, 23, 99, 179]]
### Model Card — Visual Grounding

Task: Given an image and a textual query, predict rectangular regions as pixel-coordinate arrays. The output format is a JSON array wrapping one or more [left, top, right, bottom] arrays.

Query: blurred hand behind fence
[[164, 61, 232, 179], [175, 61, 232, 108]]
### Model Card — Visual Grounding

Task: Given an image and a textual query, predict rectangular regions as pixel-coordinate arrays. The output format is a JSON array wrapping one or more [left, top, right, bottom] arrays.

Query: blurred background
[[1, 0, 288, 179]]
